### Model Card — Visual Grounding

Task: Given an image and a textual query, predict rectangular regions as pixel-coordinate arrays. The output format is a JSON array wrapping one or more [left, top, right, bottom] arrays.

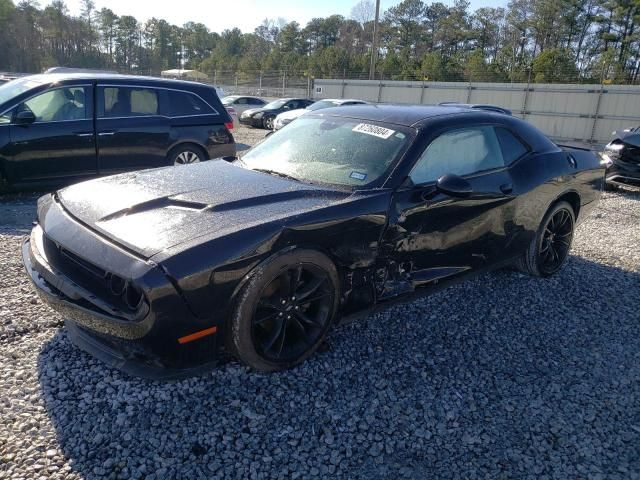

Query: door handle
[[98, 131, 116, 136], [74, 132, 93, 137], [499, 183, 513, 194]]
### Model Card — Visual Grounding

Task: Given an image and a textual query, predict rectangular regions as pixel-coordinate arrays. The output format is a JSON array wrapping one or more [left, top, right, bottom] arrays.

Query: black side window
[[410, 126, 505, 184], [102, 87, 159, 117], [250, 98, 263, 105], [169, 90, 213, 117], [495, 127, 529, 164]]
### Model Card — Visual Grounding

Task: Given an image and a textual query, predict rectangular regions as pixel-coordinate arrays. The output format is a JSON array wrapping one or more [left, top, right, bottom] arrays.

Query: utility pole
[[369, 0, 381, 80]]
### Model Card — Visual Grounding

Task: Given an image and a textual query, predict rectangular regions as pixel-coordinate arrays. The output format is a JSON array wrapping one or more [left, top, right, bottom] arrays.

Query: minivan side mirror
[[15, 110, 36, 125], [436, 174, 473, 198]]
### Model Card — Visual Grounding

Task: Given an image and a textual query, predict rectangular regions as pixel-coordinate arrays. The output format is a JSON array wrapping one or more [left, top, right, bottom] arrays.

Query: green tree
[[532, 48, 579, 82]]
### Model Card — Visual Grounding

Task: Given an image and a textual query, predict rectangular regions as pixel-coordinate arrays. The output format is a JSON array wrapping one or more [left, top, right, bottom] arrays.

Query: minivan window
[[20, 87, 87, 122], [169, 90, 213, 117], [102, 87, 159, 117]]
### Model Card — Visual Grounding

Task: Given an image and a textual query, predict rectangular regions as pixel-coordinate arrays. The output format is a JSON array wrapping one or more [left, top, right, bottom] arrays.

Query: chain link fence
[[210, 70, 312, 98]]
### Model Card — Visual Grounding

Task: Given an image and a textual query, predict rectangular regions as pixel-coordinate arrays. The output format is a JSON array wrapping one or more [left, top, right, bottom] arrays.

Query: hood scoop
[[99, 195, 209, 222]]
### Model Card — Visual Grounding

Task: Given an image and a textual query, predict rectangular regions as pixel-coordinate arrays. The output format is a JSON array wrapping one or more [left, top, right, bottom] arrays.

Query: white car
[[221, 95, 267, 115], [273, 98, 368, 130]]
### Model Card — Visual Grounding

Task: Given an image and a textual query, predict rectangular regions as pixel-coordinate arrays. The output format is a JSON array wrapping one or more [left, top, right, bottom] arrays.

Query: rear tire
[[229, 249, 339, 372], [169, 145, 206, 166], [517, 201, 575, 277]]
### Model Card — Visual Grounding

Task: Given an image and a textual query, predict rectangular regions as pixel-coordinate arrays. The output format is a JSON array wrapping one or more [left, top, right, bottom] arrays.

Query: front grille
[[42, 234, 145, 316]]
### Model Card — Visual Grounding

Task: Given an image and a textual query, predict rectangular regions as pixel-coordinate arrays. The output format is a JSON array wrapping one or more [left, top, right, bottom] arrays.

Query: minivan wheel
[[170, 146, 205, 166]]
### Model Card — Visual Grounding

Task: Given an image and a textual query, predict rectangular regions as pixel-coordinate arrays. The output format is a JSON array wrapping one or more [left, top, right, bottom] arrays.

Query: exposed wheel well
[[167, 142, 209, 161], [554, 191, 581, 220]]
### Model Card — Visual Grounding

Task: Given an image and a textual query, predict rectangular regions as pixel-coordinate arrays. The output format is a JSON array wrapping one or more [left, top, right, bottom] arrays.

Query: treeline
[[0, 0, 638, 84]]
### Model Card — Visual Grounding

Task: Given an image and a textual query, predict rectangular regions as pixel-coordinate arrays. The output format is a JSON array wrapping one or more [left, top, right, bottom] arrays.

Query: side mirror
[[436, 174, 473, 198], [221, 156, 237, 162], [15, 110, 36, 125]]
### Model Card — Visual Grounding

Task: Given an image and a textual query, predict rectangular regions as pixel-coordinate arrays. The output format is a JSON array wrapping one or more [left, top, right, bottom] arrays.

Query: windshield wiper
[[251, 168, 302, 182]]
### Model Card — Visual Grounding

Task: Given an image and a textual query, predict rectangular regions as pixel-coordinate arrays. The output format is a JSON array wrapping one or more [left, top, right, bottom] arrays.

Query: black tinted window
[[411, 126, 505, 184], [169, 90, 212, 116], [102, 87, 158, 117], [496, 127, 529, 164], [250, 98, 264, 105]]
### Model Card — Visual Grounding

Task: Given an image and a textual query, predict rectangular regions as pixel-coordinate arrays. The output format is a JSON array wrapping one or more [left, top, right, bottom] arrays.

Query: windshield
[[241, 116, 410, 187], [0, 77, 43, 107], [263, 100, 287, 110], [307, 100, 340, 111]]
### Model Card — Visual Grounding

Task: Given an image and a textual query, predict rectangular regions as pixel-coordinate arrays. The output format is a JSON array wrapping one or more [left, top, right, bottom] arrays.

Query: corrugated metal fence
[[313, 79, 640, 147]]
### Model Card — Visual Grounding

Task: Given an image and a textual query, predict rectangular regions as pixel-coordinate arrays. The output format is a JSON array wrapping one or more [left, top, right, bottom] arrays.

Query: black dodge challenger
[[23, 105, 604, 378]]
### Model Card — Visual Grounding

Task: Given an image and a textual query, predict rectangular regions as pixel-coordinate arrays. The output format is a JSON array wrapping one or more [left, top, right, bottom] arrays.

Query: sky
[[55, 0, 507, 33]]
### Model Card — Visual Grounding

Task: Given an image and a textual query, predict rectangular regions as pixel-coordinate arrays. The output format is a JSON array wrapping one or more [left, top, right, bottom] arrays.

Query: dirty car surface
[[22, 104, 605, 378]]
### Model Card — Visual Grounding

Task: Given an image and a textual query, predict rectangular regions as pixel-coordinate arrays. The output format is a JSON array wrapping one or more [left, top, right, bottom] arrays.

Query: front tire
[[230, 249, 339, 372], [517, 201, 575, 277]]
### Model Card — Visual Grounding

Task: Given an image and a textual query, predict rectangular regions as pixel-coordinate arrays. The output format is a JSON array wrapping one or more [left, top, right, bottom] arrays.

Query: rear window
[[169, 90, 213, 117], [496, 127, 529, 164]]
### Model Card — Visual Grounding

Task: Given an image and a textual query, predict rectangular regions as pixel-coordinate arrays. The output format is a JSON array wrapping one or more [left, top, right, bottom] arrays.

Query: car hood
[[56, 161, 350, 259], [276, 109, 307, 121]]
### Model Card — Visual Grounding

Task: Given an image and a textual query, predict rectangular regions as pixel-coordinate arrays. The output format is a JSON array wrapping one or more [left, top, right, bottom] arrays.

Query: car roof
[[310, 104, 481, 127], [18, 73, 214, 89]]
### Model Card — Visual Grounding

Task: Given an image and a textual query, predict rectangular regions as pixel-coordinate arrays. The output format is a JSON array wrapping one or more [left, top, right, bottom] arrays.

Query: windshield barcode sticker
[[352, 123, 395, 139]]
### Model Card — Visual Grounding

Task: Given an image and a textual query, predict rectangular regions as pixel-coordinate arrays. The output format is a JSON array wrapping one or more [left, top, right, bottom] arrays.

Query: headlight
[[253, 112, 264, 119]]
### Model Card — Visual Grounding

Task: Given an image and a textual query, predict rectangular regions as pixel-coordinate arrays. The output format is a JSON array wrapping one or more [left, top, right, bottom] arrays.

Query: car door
[[96, 85, 170, 174], [2, 85, 97, 183], [387, 125, 518, 283]]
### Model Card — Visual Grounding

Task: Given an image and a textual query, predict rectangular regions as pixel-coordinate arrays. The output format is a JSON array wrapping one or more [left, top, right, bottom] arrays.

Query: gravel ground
[[1, 129, 639, 479]]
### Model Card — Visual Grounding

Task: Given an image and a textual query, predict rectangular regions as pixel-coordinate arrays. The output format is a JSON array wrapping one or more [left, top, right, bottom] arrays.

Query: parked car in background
[[0, 72, 26, 85], [273, 98, 368, 130], [240, 98, 314, 129], [0, 73, 235, 190], [221, 95, 266, 116], [602, 126, 640, 189], [23, 104, 603, 378], [225, 105, 239, 128]]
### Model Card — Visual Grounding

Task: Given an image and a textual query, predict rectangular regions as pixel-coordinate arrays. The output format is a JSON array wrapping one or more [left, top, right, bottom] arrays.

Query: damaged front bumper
[[22, 223, 221, 380]]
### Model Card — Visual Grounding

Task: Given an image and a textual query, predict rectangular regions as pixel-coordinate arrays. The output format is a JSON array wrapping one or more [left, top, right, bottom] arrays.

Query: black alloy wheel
[[230, 249, 339, 371], [252, 265, 333, 362], [517, 200, 575, 277], [538, 206, 574, 276]]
